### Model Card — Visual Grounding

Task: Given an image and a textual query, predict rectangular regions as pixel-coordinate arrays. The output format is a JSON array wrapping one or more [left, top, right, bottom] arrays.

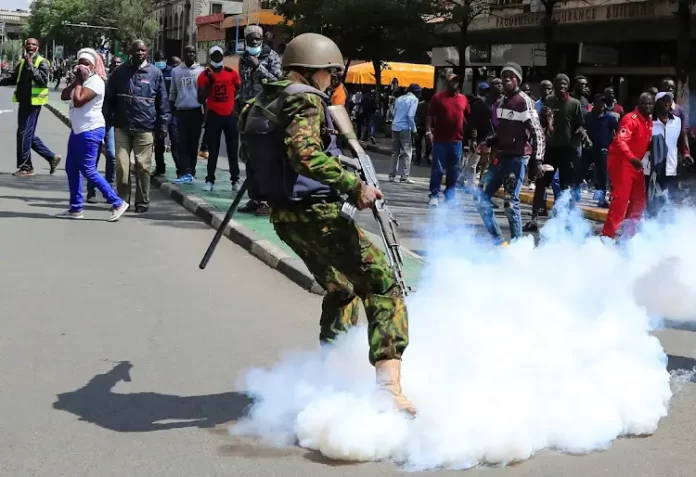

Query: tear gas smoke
[[231, 193, 695, 470]]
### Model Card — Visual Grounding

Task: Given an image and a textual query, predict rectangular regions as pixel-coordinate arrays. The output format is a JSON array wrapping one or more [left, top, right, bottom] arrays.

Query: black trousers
[[154, 119, 178, 173], [205, 111, 240, 184], [414, 127, 432, 161], [174, 109, 203, 177], [532, 145, 579, 212]]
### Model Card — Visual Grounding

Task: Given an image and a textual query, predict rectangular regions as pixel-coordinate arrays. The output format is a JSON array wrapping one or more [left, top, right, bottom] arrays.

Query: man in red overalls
[[601, 92, 654, 238]]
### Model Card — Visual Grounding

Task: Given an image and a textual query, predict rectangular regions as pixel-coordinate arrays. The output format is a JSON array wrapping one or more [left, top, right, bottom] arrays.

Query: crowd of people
[[371, 62, 694, 245]]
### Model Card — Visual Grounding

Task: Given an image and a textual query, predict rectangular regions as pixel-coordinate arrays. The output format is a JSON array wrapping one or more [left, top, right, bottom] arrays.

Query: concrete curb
[[45, 101, 326, 295], [366, 143, 607, 223]]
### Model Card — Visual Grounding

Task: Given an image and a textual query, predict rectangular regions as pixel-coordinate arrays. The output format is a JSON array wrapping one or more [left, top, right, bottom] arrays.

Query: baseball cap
[[478, 82, 490, 90], [655, 91, 674, 101], [209, 46, 224, 56]]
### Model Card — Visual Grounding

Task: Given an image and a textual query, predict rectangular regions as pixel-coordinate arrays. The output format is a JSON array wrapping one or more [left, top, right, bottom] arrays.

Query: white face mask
[[210, 60, 223, 68]]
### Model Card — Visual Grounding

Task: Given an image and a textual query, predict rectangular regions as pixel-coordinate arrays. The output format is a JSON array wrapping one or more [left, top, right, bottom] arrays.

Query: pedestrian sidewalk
[[364, 135, 609, 223]]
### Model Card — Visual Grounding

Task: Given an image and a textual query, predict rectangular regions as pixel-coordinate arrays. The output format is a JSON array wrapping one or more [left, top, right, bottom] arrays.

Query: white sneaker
[[107, 202, 129, 222], [203, 182, 214, 192], [400, 177, 415, 184], [428, 197, 439, 207], [56, 210, 84, 220], [389, 175, 396, 182]]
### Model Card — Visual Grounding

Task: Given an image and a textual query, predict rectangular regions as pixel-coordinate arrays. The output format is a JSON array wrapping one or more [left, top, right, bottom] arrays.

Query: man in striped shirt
[[476, 62, 544, 247]]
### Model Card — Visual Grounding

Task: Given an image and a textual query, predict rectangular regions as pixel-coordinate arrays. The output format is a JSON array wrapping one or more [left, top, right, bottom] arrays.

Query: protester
[[659, 77, 689, 134], [524, 73, 584, 232], [152, 51, 178, 177], [0, 38, 62, 177], [169, 45, 204, 184], [521, 83, 532, 96], [197, 46, 242, 193], [572, 75, 592, 116], [105, 40, 170, 214], [389, 83, 420, 184], [489, 78, 503, 128], [237, 25, 282, 216], [643, 91, 692, 214], [329, 72, 348, 106], [58, 48, 128, 221], [462, 82, 493, 190], [413, 90, 432, 166], [426, 74, 469, 206], [601, 93, 654, 239], [603, 86, 624, 121], [360, 89, 378, 143], [476, 62, 543, 246], [582, 94, 619, 208], [536, 80, 553, 112], [53, 63, 63, 91]]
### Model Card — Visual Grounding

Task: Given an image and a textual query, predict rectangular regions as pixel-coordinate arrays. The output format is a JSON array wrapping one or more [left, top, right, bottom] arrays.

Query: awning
[[221, 10, 285, 29], [345, 62, 435, 89]]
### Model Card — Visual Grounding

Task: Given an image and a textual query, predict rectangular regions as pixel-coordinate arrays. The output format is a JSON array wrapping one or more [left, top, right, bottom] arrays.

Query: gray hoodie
[[169, 63, 205, 111]]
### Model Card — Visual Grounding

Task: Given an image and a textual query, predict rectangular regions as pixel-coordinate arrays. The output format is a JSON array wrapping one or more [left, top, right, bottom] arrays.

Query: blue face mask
[[246, 45, 262, 56], [155, 61, 166, 70]]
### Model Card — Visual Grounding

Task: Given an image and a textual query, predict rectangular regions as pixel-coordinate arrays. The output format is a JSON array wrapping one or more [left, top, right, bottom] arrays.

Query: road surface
[[1, 86, 696, 477]]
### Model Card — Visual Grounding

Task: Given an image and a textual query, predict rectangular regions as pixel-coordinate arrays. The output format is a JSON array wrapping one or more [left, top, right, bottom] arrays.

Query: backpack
[[240, 83, 339, 202]]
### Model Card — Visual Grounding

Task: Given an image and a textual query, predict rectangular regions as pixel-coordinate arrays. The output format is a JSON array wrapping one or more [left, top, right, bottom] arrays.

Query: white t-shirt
[[70, 74, 106, 134]]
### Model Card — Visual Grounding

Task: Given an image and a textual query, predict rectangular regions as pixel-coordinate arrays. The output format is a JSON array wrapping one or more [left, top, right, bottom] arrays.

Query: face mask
[[155, 61, 166, 70], [246, 45, 262, 56], [210, 60, 223, 68]]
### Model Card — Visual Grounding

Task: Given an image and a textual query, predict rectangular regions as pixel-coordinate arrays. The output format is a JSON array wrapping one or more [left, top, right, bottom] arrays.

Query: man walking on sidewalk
[[476, 62, 544, 246], [389, 83, 420, 184], [0, 38, 62, 177], [105, 40, 170, 214], [169, 45, 204, 184], [426, 74, 469, 206], [197, 46, 242, 192]]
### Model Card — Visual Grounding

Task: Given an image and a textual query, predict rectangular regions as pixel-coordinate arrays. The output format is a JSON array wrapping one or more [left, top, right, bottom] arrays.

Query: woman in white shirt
[[58, 48, 129, 221]]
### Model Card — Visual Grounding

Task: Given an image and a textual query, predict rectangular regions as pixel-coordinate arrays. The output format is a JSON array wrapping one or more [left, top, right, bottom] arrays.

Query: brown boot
[[375, 359, 417, 417]]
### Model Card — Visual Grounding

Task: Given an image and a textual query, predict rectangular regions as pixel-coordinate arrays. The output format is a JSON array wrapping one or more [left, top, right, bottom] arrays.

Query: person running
[[58, 48, 129, 221], [0, 38, 62, 177], [197, 46, 242, 192]]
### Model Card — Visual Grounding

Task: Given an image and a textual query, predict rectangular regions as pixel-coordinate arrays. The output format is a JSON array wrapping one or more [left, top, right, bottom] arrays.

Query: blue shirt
[[391, 92, 418, 132], [536, 98, 543, 113], [585, 112, 619, 150]]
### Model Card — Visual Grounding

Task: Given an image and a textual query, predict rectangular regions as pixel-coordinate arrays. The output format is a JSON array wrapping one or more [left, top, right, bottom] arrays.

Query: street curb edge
[[44, 102, 325, 296]]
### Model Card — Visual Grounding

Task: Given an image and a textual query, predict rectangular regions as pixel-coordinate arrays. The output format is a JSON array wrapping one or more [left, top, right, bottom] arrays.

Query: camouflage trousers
[[273, 215, 408, 365]]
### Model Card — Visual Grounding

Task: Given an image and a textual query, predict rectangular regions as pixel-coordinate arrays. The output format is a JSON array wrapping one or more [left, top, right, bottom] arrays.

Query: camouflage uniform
[[240, 81, 409, 365]]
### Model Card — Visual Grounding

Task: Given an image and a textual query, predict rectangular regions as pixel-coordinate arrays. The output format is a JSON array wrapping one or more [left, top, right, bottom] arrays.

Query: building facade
[[0, 9, 30, 40]]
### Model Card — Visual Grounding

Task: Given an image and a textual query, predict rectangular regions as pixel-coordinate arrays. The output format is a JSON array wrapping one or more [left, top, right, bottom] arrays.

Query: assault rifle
[[327, 105, 412, 296]]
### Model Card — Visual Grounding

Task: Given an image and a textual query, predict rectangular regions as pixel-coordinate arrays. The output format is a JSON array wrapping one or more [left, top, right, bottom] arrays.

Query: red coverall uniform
[[601, 109, 653, 238]]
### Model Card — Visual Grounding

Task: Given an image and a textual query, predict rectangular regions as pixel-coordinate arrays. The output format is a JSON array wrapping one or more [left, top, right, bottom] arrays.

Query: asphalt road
[[2, 86, 696, 477]]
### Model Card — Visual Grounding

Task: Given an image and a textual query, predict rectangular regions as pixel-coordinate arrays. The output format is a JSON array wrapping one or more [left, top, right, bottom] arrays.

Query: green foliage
[[2, 40, 25, 64], [25, 0, 159, 53]]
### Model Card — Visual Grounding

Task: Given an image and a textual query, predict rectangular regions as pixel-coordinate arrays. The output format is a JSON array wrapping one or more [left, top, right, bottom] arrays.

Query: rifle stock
[[327, 105, 412, 296]]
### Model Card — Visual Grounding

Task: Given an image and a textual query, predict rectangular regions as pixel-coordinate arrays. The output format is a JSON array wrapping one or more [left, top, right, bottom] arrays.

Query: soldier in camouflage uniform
[[239, 33, 416, 416]]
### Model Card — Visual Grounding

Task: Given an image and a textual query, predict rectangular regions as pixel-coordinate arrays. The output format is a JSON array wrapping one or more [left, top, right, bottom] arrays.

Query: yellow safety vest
[[12, 55, 49, 106]]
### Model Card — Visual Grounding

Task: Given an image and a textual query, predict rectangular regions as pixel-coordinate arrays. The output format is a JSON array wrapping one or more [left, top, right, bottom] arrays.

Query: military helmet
[[282, 33, 345, 72]]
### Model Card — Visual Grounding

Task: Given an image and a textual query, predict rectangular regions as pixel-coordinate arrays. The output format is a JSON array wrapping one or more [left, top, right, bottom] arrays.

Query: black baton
[[199, 179, 249, 270]]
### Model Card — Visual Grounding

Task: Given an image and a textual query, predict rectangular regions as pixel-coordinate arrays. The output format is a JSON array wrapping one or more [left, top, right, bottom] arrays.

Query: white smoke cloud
[[230, 194, 696, 470]]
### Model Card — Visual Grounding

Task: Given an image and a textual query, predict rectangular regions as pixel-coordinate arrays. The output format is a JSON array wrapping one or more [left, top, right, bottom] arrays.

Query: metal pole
[[52, 39, 55, 63], [0, 25, 5, 75], [235, 17, 239, 53]]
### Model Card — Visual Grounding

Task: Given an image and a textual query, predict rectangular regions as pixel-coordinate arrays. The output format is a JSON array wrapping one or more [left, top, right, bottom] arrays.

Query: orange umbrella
[[345, 62, 434, 89]]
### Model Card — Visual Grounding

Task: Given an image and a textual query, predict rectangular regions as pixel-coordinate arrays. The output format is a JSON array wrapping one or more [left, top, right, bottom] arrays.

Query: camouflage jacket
[[240, 79, 362, 222], [237, 46, 282, 106]]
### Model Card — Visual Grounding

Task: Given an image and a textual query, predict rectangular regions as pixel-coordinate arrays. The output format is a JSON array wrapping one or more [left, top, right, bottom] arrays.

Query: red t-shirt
[[428, 92, 470, 143], [197, 67, 241, 116]]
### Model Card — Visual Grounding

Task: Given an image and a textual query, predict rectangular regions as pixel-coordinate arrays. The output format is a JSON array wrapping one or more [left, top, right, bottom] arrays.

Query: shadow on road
[[53, 361, 253, 432]]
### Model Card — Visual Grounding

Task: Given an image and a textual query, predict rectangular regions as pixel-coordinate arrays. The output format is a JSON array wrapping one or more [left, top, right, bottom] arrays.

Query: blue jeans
[[477, 156, 528, 245], [66, 128, 123, 212], [87, 126, 115, 197], [430, 141, 463, 201]]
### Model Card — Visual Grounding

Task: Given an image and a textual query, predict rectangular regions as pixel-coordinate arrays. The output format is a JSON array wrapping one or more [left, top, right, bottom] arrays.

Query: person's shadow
[[53, 361, 253, 432]]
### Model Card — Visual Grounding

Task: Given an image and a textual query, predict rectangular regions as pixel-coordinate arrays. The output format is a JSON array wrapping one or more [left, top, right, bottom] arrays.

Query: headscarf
[[77, 48, 106, 80]]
